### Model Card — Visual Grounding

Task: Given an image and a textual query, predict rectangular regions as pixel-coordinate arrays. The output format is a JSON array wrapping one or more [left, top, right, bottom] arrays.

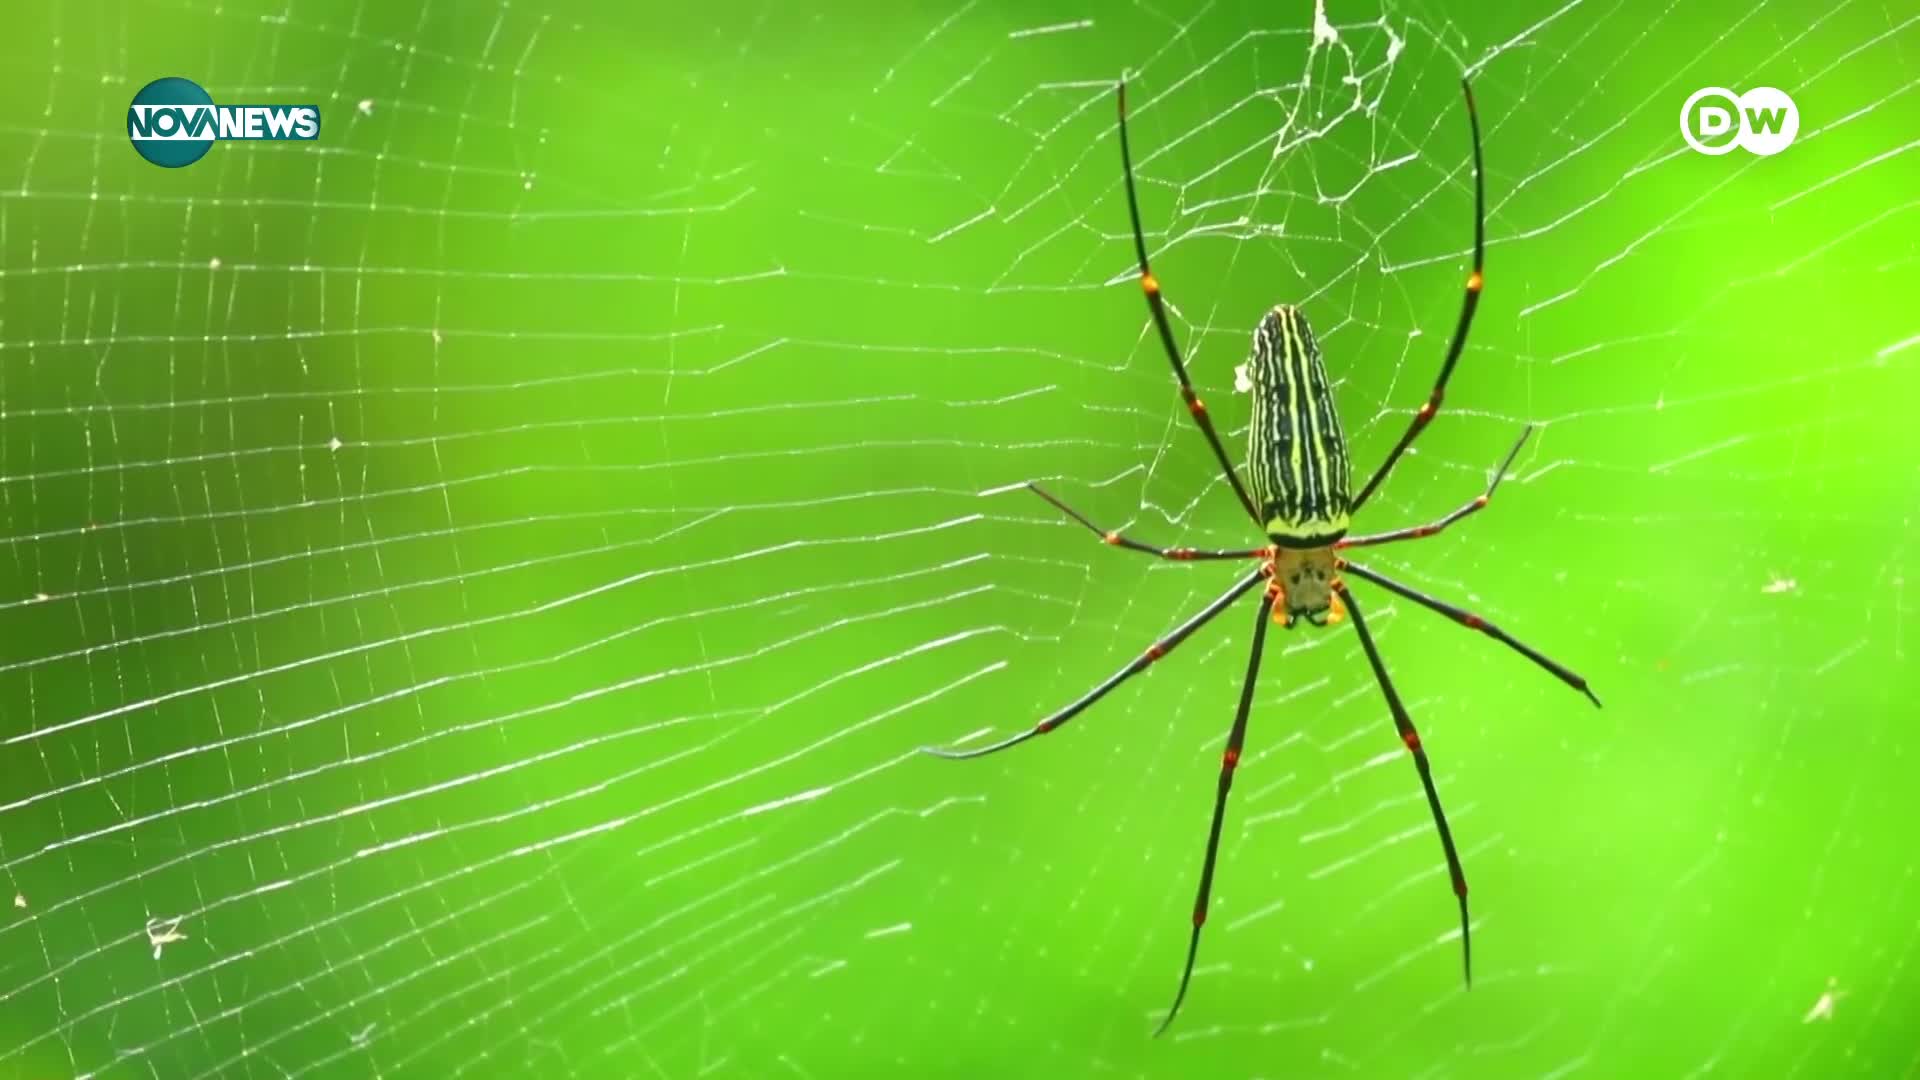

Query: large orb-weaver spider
[[923, 77, 1599, 1036]]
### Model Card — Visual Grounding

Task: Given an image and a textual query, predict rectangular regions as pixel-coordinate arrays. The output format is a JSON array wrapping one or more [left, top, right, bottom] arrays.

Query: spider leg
[[920, 567, 1266, 761], [1351, 79, 1486, 514], [1156, 587, 1275, 1037], [1115, 80, 1262, 527], [1027, 483, 1269, 562], [1338, 425, 1531, 551], [1338, 560, 1600, 707], [1334, 583, 1473, 988]]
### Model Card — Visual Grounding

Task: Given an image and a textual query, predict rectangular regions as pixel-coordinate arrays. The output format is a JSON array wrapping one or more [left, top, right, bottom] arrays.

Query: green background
[[1, 1, 1915, 1077]]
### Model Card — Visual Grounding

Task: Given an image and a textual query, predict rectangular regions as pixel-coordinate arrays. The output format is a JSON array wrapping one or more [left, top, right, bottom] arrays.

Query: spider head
[[1270, 546, 1344, 629]]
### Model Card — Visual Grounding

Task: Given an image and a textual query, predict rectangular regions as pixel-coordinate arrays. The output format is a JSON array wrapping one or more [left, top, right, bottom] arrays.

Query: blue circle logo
[[128, 77, 216, 168]]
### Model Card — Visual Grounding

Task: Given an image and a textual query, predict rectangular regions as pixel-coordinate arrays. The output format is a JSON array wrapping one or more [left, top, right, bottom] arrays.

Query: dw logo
[[1679, 87, 1798, 156], [127, 77, 320, 169]]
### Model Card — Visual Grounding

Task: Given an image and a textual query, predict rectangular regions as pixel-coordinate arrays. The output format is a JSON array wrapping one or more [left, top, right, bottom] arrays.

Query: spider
[[923, 77, 1599, 1036]]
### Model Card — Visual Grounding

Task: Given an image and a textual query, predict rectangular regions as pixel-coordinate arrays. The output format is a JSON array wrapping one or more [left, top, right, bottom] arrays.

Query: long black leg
[[1157, 586, 1275, 1037], [1334, 583, 1472, 989], [920, 567, 1266, 761], [1115, 80, 1261, 526], [1351, 79, 1486, 514], [1339, 425, 1531, 551], [1337, 560, 1601, 707], [1028, 483, 1269, 562]]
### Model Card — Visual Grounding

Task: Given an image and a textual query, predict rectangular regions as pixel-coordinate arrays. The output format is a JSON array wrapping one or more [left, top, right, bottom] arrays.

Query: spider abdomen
[[1245, 305, 1352, 547]]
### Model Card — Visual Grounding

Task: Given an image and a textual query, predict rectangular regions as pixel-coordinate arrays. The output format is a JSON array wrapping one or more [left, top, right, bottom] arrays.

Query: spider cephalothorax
[[926, 75, 1600, 1039], [1267, 546, 1345, 628]]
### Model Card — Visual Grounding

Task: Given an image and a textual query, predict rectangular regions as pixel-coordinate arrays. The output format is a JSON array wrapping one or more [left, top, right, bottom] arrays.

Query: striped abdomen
[[1245, 305, 1351, 546]]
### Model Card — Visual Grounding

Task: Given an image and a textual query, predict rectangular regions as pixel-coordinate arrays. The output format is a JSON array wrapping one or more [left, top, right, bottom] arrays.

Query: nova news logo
[[127, 77, 320, 169], [1679, 86, 1798, 156]]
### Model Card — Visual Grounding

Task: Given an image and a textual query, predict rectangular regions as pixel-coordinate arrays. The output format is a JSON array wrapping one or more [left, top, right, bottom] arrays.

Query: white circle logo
[[1680, 86, 1799, 156]]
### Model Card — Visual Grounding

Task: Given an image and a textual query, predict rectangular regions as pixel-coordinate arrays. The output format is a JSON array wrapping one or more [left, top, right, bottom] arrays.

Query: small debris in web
[[1802, 976, 1845, 1023], [146, 915, 189, 959], [1762, 572, 1797, 595], [11, 893, 23, 910]]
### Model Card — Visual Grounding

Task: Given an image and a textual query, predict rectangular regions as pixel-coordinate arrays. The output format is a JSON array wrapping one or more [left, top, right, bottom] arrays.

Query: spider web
[[2, 0, 1917, 1077]]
